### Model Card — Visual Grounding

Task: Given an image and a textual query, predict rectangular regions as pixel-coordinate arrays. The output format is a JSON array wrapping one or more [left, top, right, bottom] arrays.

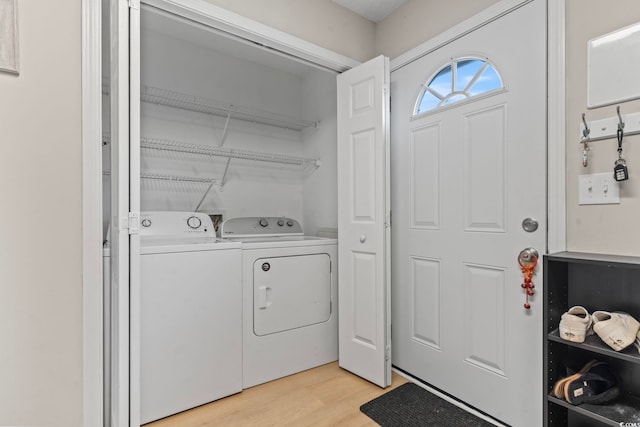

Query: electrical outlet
[[578, 173, 620, 205]]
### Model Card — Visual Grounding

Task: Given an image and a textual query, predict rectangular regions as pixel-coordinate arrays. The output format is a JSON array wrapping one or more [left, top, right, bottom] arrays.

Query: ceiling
[[333, 0, 409, 23]]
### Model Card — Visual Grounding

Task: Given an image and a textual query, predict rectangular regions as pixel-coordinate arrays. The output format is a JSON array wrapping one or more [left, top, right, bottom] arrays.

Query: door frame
[[83, 0, 359, 425], [81, 0, 566, 424], [82, 0, 103, 425]]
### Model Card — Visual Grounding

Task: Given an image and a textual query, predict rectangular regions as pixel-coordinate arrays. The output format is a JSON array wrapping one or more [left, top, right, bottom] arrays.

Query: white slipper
[[592, 311, 640, 351], [559, 306, 593, 343]]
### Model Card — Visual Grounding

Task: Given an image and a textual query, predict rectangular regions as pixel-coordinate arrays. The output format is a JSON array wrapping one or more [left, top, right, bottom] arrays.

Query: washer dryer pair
[[221, 217, 338, 388]]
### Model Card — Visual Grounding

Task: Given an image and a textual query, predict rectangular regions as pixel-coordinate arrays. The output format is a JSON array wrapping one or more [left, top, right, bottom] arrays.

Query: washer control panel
[[220, 216, 303, 238], [138, 211, 215, 237]]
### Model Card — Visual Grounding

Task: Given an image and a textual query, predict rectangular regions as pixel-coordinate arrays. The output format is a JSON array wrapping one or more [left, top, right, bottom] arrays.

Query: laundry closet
[[103, 2, 354, 425]]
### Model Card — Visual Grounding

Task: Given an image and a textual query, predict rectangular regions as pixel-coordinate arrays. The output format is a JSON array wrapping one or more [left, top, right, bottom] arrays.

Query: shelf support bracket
[[194, 180, 217, 212], [221, 156, 232, 187], [219, 110, 231, 147]]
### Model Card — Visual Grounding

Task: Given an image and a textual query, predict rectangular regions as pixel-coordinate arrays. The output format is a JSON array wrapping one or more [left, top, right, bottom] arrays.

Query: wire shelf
[[103, 171, 216, 184], [140, 85, 318, 132], [140, 137, 319, 168]]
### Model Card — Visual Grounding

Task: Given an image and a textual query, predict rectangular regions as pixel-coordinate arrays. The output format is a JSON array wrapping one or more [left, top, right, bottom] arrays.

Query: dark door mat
[[360, 383, 495, 427]]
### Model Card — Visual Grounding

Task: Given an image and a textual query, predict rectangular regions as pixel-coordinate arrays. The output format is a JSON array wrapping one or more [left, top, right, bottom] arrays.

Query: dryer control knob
[[277, 219, 285, 226], [187, 216, 202, 229], [286, 219, 294, 227], [259, 218, 269, 227]]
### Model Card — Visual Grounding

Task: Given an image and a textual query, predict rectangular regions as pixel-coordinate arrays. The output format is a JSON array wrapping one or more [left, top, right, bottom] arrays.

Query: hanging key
[[581, 113, 590, 167], [582, 142, 590, 167], [614, 158, 629, 181], [614, 125, 629, 182]]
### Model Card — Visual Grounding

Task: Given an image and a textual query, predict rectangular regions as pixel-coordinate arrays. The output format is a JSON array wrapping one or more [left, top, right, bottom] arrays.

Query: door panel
[[463, 105, 506, 231], [410, 124, 440, 229], [253, 254, 331, 336], [463, 263, 506, 375], [352, 130, 377, 220], [109, 0, 132, 425], [337, 55, 391, 388], [411, 256, 441, 348], [108, 0, 141, 425], [391, 1, 546, 425]]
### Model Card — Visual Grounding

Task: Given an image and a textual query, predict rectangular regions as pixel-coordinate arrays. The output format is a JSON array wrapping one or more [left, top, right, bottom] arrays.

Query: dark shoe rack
[[544, 252, 640, 426]]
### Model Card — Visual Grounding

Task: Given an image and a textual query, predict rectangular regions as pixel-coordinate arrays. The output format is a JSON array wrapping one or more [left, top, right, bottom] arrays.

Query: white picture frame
[[588, 21, 640, 108], [0, 0, 19, 75]]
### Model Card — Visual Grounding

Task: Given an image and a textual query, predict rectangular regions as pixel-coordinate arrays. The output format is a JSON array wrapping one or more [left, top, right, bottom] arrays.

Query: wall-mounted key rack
[[580, 109, 640, 141]]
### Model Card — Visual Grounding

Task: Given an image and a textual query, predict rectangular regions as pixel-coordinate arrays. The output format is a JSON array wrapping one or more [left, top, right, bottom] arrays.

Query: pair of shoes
[[553, 359, 599, 398], [553, 360, 620, 405], [559, 306, 593, 343], [593, 311, 640, 351], [559, 306, 640, 351]]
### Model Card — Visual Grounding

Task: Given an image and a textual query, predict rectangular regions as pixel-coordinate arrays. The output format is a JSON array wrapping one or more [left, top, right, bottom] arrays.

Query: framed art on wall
[[0, 0, 19, 74]]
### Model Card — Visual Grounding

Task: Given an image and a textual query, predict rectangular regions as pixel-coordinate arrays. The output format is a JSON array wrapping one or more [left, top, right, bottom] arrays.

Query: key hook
[[581, 113, 590, 139], [616, 106, 625, 158], [617, 106, 625, 131]]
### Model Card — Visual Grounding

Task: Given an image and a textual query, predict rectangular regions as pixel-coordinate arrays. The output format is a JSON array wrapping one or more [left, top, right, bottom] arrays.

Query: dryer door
[[253, 254, 331, 336]]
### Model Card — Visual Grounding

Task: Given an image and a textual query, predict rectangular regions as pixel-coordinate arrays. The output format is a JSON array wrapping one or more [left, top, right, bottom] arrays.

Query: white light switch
[[578, 173, 621, 205]]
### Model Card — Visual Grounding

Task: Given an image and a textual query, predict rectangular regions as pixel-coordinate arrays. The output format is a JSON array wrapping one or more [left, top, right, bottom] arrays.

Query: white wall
[[0, 1, 83, 426], [302, 69, 339, 236], [201, 0, 376, 62], [375, 0, 500, 58], [565, 0, 640, 256]]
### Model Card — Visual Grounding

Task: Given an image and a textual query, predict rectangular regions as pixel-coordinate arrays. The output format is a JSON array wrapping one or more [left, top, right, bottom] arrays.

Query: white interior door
[[391, 1, 546, 425], [109, 0, 130, 425], [109, 0, 141, 425], [337, 55, 391, 388]]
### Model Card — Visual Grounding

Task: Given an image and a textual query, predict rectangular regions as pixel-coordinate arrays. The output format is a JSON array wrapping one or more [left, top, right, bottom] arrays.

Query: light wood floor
[[146, 362, 408, 427]]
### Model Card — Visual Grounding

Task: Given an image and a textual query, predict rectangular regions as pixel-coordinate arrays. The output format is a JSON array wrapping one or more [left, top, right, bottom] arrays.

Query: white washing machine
[[221, 217, 338, 388], [104, 211, 242, 424]]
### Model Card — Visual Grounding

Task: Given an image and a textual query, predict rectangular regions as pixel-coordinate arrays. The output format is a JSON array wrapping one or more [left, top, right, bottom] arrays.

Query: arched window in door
[[414, 58, 503, 115]]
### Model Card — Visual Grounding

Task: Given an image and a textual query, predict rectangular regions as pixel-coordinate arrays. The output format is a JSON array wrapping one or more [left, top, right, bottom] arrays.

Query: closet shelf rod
[[103, 171, 217, 184], [140, 137, 320, 168], [140, 85, 319, 132]]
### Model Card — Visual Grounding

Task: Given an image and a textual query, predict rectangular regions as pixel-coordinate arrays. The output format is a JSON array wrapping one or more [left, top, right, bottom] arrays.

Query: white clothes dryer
[[104, 212, 242, 424], [221, 217, 338, 388]]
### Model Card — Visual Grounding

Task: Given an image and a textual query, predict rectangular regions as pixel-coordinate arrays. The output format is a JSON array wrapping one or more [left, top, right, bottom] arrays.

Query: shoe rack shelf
[[548, 394, 640, 427], [544, 252, 640, 426], [548, 329, 640, 364]]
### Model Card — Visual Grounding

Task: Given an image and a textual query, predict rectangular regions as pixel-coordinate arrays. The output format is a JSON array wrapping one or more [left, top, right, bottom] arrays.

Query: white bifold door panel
[[108, 0, 141, 426], [253, 254, 331, 336], [337, 55, 391, 388], [390, 1, 547, 426]]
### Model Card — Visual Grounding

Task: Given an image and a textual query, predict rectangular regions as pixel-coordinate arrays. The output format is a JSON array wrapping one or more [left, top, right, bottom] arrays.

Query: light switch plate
[[578, 173, 621, 205]]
